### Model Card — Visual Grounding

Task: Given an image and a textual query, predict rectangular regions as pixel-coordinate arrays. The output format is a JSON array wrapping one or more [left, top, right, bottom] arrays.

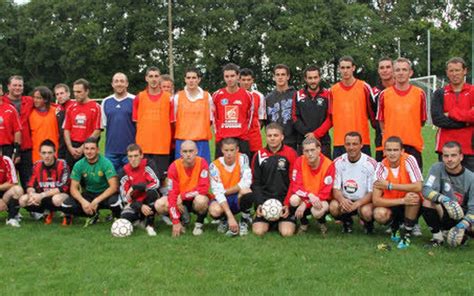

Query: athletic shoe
[[161, 215, 173, 226], [30, 211, 44, 221], [225, 229, 239, 237], [424, 238, 443, 248], [6, 218, 21, 227], [391, 230, 401, 243], [397, 236, 411, 249], [342, 221, 353, 234], [193, 222, 204, 236], [217, 219, 228, 234], [146, 225, 157, 236], [62, 216, 73, 226], [44, 212, 54, 225], [133, 219, 147, 229], [297, 224, 309, 235], [84, 213, 99, 228], [15, 213, 23, 221], [412, 224, 423, 237], [364, 221, 374, 235], [239, 221, 249, 236]]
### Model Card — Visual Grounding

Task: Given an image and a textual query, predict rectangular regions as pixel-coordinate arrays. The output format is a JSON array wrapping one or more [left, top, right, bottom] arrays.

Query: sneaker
[[320, 223, 328, 235], [391, 230, 401, 243], [239, 221, 249, 236], [133, 219, 147, 229], [412, 224, 423, 237], [397, 236, 411, 249], [217, 219, 228, 234], [62, 216, 73, 226], [30, 211, 44, 221], [15, 213, 23, 221], [364, 221, 374, 235], [297, 224, 309, 235], [44, 212, 54, 225], [6, 218, 21, 227], [146, 225, 157, 236], [342, 221, 353, 234], [161, 215, 173, 226], [192, 222, 204, 236], [84, 213, 99, 228], [105, 214, 113, 222], [225, 229, 239, 237], [424, 238, 443, 248]]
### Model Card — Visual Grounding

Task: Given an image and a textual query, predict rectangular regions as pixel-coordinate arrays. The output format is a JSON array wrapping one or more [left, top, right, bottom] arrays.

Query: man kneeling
[[373, 136, 423, 249]]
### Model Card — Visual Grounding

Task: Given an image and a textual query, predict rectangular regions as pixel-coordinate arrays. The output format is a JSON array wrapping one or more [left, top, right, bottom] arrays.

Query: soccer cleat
[[412, 224, 423, 237], [391, 230, 401, 243], [225, 229, 239, 237], [297, 224, 309, 235], [217, 219, 228, 234], [424, 238, 443, 248], [83, 213, 100, 228], [30, 211, 44, 221], [342, 221, 353, 234], [44, 212, 54, 225], [62, 216, 73, 226], [6, 218, 21, 228], [397, 236, 411, 249], [145, 225, 157, 236], [239, 221, 249, 236], [192, 223, 204, 236]]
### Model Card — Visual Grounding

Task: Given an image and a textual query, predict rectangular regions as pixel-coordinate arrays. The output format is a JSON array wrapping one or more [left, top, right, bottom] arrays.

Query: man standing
[[292, 65, 331, 157], [133, 67, 172, 180], [62, 137, 121, 226], [160, 74, 175, 95], [330, 132, 377, 234], [173, 68, 213, 163], [432, 57, 474, 172], [372, 57, 395, 161], [330, 56, 375, 159], [54, 83, 74, 160], [372, 136, 423, 249], [377, 57, 427, 170], [212, 63, 254, 158], [101, 72, 136, 171], [63, 79, 102, 168], [251, 123, 297, 237], [266, 64, 297, 150], [0, 94, 22, 159]]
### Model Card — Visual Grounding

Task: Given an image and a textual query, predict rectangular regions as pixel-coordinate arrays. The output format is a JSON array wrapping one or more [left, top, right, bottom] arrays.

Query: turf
[[1, 126, 473, 295]]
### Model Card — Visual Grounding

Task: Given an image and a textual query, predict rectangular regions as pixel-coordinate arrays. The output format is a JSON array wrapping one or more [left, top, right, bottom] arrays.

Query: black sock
[[239, 193, 254, 213], [7, 199, 20, 219], [301, 215, 309, 226], [318, 214, 327, 224], [422, 207, 441, 233], [196, 212, 207, 224], [41, 197, 55, 211]]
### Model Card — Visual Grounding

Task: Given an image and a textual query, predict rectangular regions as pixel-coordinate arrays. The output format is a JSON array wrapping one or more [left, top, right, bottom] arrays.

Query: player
[[0, 93, 22, 159], [208, 137, 254, 236], [330, 132, 377, 234], [7, 140, 70, 226], [173, 67, 213, 163], [372, 57, 395, 161], [292, 65, 331, 157], [286, 137, 335, 235], [239, 68, 265, 156], [212, 63, 254, 159], [432, 57, 474, 172], [377, 57, 427, 170], [133, 66, 172, 180], [372, 136, 423, 249], [29, 86, 59, 163], [329, 56, 375, 159], [54, 83, 75, 160], [266, 64, 297, 150], [63, 79, 102, 168], [101, 72, 136, 170], [61, 137, 121, 226], [155, 140, 210, 237], [421, 141, 474, 247], [119, 144, 160, 236], [251, 123, 298, 237], [160, 74, 175, 94], [0, 149, 23, 227]]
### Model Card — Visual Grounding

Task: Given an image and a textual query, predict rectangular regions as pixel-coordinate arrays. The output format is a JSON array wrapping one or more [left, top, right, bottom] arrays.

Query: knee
[[329, 200, 341, 217], [193, 195, 209, 214], [359, 204, 373, 221], [252, 225, 267, 237], [52, 194, 67, 207], [373, 207, 390, 224], [208, 202, 222, 218], [279, 224, 295, 237], [289, 195, 301, 207], [154, 197, 168, 214]]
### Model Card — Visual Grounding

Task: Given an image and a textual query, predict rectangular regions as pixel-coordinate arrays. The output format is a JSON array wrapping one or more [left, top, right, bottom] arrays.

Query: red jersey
[[212, 87, 254, 142], [0, 102, 22, 146], [27, 159, 69, 193], [63, 100, 102, 143], [0, 155, 17, 185], [167, 157, 210, 224], [2, 95, 34, 150], [120, 159, 159, 203], [248, 90, 264, 152]]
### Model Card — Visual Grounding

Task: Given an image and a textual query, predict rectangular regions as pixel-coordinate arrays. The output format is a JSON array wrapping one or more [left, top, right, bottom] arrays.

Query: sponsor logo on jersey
[[277, 158, 287, 170], [343, 179, 358, 194], [234, 100, 242, 105], [225, 105, 239, 121], [221, 99, 229, 105], [444, 182, 451, 192], [75, 113, 87, 126], [317, 98, 324, 106], [324, 176, 333, 185], [200, 169, 208, 178], [98, 170, 104, 177]]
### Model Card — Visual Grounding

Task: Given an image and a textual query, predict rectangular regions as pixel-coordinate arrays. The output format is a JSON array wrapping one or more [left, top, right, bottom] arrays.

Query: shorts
[[105, 152, 128, 172], [254, 214, 296, 226], [144, 154, 170, 181], [209, 194, 240, 214], [175, 139, 211, 164]]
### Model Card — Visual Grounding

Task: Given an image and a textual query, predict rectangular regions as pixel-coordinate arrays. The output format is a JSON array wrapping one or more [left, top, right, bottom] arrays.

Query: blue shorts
[[175, 139, 211, 164], [211, 193, 240, 214]]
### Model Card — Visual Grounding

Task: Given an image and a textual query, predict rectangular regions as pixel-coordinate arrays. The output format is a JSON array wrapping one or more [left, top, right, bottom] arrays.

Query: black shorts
[[440, 206, 461, 231], [254, 214, 296, 226], [387, 205, 405, 226], [144, 154, 170, 181]]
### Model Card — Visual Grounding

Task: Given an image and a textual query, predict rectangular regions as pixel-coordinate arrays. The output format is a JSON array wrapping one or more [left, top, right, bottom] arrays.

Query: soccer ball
[[261, 199, 283, 222], [111, 218, 133, 238]]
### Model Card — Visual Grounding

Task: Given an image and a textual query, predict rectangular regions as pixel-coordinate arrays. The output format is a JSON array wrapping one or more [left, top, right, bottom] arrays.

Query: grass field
[[1, 126, 473, 295]]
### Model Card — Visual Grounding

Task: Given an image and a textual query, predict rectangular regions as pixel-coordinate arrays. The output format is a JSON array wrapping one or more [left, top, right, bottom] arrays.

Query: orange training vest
[[212, 155, 241, 190], [135, 91, 171, 154], [175, 90, 212, 141], [302, 154, 332, 195], [331, 80, 370, 146], [175, 157, 202, 193], [29, 106, 59, 162], [382, 153, 411, 199]]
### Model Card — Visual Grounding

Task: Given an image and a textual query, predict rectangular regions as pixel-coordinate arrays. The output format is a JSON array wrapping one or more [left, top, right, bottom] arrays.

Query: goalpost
[[410, 75, 447, 125]]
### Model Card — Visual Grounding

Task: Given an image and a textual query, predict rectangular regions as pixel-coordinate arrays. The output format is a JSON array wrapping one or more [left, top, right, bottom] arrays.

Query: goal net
[[410, 75, 447, 125]]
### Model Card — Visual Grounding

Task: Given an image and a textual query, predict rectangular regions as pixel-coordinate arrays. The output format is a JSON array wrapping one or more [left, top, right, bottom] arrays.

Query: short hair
[[446, 57, 467, 69], [394, 57, 412, 69], [303, 65, 321, 77], [112, 72, 128, 82], [160, 74, 174, 84], [73, 78, 90, 91], [8, 75, 23, 84], [384, 136, 403, 148], [220, 137, 239, 147], [240, 68, 254, 77], [302, 137, 321, 148], [33, 86, 54, 107], [265, 122, 284, 134], [83, 137, 99, 147], [185, 67, 202, 78], [54, 83, 70, 93], [345, 131, 362, 143], [378, 57, 393, 65], [339, 56, 355, 66], [40, 139, 56, 152], [273, 64, 290, 76], [222, 63, 240, 74], [126, 143, 143, 154], [146, 66, 161, 76], [442, 141, 462, 153], [181, 140, 197, 151]]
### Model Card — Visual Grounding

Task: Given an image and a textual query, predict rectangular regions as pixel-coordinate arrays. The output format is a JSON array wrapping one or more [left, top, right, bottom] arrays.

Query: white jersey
[[251, 90, 266, 121], [374, 154, 423, 183], [334, 153, 377, 201]]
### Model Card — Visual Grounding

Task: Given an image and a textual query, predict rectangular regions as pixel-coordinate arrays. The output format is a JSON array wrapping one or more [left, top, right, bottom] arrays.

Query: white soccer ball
[[261, 199, 283, 222], [111, 218, 133, 238]]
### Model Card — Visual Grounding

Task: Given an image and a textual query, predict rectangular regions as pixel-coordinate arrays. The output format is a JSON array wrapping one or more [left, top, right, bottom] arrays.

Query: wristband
[[387, 182, 393, 191]]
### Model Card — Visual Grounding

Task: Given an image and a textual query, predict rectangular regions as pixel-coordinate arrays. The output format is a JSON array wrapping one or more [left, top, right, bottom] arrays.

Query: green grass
[[1, 126, 473, 295]]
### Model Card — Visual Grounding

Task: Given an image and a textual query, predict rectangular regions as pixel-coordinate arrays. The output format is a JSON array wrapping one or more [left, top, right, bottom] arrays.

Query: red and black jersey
[[120, 159, 159, 203], [251, 145, 298, 206], [2, 95, 34, 150], [27, 159, 70, 193], [0, 155, 18, 185], [0, 101, 22, 146]]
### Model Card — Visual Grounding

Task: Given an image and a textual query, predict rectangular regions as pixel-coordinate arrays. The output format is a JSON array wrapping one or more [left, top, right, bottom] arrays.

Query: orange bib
[[212, 155, 241, 190], [29, 107, 59, 162], [175, 91, 212, 141], [302, 155, 332, 195], [175, 157, 202, 193], [382, 153, 411, 199]]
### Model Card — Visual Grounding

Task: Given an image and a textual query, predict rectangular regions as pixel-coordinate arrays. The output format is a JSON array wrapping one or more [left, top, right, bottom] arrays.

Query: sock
[[401, 218, 416, 240], [196, 212, 207, 224], [301, 215, 309, 226], [7, 199, 20, 219], [317, 213, 327, 225], [422, 207, 441, 233], [239, 193, 254, 212]]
